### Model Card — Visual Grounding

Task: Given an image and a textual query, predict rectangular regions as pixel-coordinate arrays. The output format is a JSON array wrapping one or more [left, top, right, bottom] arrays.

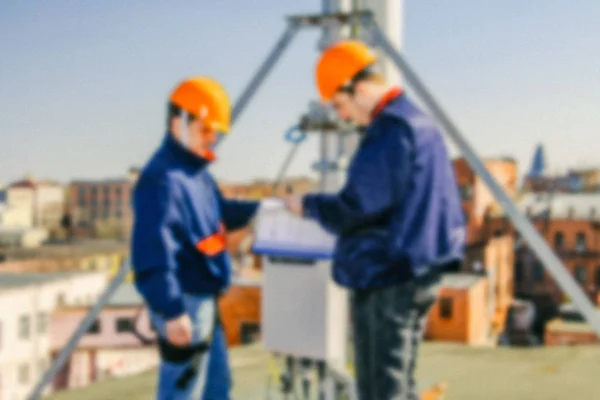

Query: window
[[18, 364, 29, 384], [37, 312, 47, 334], [38, 359, 47, 374], [116, 318, 135, 333], [88, 319, 101, 334], [554, 232, 564, 250], [532, 262, 545, 282], [439, 298, 453, 319], [514, 261, 524, 282], [574, 265, 587, 285], [576, 232, 587, 252], [459, 184, 473, 200], [18, 316, 30, 340], [240, 322, 260, 344]]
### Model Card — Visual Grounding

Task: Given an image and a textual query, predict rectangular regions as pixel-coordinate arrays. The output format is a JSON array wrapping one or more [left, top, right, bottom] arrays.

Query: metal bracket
[[287, 10, 373, 28]]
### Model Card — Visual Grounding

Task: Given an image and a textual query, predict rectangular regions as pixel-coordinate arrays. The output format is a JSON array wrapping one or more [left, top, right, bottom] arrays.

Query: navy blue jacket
[[303, 91, 465, 289], [131, 134, 259, 319]]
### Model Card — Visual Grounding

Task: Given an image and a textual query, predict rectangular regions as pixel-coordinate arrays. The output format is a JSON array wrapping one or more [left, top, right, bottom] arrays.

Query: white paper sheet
[[252, 197, 336, 257]]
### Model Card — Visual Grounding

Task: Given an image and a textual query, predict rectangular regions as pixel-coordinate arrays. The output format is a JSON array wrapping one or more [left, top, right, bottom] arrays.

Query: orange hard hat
[[315, 40, 377, 102], [169, 77, 231, 133]]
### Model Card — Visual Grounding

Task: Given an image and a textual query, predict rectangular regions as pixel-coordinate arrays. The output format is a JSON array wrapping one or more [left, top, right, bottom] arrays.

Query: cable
[[271, 125, 308, 194]]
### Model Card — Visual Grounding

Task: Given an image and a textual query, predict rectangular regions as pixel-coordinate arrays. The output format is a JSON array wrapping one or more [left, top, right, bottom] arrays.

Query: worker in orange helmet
[[284, 40, 466, 399], [131, 77, 259, 399]]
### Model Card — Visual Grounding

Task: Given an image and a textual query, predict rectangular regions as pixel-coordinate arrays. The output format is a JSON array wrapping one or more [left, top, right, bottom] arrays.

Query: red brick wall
[[68, 181, 133, 237], [218, 286, 261, 347], [545, 330, 600, 346]]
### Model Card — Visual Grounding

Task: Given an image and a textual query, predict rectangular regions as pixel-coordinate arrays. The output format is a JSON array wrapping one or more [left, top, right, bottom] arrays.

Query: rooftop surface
[[440, 273, 483, 290], [0, 271, 81, 291], [515, 192, 600, 219], [105, 282, 144, 307], [46, 342, 600, 400], [0, 238, 128, 261]]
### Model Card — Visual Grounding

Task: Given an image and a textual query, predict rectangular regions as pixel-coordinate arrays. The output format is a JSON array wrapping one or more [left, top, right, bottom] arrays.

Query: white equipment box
[[253, 198, 348, 363]]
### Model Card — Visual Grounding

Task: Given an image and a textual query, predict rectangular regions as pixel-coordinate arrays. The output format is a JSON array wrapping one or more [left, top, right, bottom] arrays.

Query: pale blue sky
[[1, 1, 599, 185]]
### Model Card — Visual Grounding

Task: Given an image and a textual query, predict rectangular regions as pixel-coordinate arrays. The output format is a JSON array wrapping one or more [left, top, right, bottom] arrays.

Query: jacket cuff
[[302, 195, 318, 219], [161, 298, 186, 320]]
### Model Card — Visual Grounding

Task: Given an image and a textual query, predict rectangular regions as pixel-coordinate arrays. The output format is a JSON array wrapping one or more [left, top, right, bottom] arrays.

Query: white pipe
[[361, 0, 404, 85], [319, 0, 352, 50]]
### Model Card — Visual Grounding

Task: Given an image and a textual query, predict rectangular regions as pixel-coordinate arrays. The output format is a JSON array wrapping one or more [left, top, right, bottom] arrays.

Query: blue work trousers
[[351, 272, 441, 400], [150, 294, 231, 400]]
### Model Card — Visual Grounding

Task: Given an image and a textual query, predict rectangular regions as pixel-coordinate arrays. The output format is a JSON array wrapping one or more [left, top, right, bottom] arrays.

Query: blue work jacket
[[131, 133, 259, 319], [303, 90, 465, 289]]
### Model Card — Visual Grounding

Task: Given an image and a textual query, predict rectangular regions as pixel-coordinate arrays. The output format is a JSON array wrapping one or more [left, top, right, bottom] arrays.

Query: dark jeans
[[351, 272, 442, 400]]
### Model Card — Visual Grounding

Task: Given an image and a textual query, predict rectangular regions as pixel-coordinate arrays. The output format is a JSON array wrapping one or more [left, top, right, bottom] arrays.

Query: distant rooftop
[[0, 239, 128, 261], [106, 282, 144, 307], [440, 273, 483, 290], [8, 178, 62, 189], [514, 192, 600, 219], [0, 271, 84, 291]]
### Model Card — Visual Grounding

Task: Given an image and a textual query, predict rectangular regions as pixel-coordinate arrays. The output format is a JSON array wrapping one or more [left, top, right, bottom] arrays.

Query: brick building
[[452, 157, 518, 340], [425, 273, 489, 345], [544, 303, 600, 346], [453, 157, 518, 244], [523, 168, 600, 194], [485, 193, 600, 318], [67, 171, 137, 239]]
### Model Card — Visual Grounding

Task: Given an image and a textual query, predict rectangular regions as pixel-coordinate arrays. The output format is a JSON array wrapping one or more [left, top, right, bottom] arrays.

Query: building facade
[[0, 240, 130, 281], [50, 283, 157, 391], [0, 271, 108, 400], [5, 178, 65, 230], [453, 157, 518, 244], [482, 193, 600, 335], [425, 273, 488, 345], [67, 171, 138, 239]]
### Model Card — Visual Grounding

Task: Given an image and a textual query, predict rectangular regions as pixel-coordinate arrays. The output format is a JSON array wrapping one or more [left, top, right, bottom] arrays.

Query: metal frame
[[29, 8, 600, 400]]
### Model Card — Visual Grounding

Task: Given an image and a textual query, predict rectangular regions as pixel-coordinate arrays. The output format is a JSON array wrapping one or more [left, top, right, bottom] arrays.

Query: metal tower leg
[[218, 23, 299, 147], [368, 19, 600, 337]]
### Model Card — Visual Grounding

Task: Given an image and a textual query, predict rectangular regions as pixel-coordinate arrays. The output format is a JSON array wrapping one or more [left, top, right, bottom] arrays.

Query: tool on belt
[[157, 296, 222, 390]]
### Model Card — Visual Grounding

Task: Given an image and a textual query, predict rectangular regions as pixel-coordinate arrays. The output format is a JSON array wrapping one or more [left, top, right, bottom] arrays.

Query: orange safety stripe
[[196, 224, 226, 257]]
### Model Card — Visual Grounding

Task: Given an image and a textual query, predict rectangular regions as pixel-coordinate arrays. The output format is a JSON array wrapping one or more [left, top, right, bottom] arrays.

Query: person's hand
[[283, 195, 303, 216], [166, 314, 193, 347]]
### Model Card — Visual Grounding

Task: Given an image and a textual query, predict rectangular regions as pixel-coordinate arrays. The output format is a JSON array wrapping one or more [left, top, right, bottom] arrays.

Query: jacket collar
[[371, 86, 404, 120], [162, 132, 215, 169]]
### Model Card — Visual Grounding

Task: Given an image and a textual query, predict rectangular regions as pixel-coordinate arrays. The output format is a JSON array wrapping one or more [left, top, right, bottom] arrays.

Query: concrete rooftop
[[0, 271, 81, 291], [46, 342, 600, 400]]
